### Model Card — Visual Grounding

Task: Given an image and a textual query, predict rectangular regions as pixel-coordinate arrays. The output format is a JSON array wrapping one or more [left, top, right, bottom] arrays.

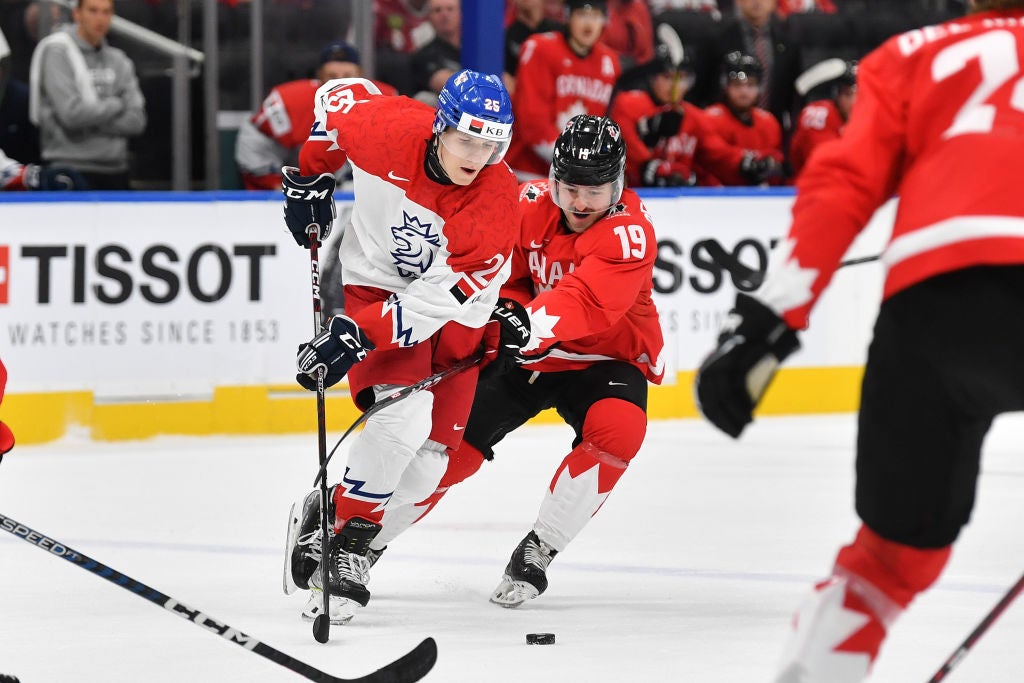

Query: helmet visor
[[548, 167, 622, 215], [439, 127, 510, 165]]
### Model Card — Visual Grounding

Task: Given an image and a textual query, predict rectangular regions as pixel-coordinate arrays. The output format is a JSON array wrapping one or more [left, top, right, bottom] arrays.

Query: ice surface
[[1, 414, 1021, 682]]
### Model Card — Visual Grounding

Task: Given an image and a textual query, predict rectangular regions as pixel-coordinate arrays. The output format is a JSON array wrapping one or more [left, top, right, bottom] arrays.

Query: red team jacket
[[762, 10, 1024, 331], [611, 92, 747, 187], [298, 79, 520, 351], [701, 103, 784, 185], [503, 181, 665, 383], [505, 32, 621, 179], [787, 98, 845, 178]]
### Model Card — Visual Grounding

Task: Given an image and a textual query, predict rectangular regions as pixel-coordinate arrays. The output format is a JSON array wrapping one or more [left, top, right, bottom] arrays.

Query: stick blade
[[352, 637, 438, 683]]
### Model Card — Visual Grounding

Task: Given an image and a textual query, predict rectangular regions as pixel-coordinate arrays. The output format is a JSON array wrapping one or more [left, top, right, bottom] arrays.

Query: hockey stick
[[313, 353, 483, 487], [703, 238, 880, 289], [306, 227, 334, 643], [926, 572, 1024, 682], [0, 512, 438, 683]]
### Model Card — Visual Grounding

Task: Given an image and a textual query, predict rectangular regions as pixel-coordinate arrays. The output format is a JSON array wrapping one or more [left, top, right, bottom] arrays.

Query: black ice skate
[[490, 530, 558, 608], [283, 488, 334, 595], [302, 516, 382, 625]]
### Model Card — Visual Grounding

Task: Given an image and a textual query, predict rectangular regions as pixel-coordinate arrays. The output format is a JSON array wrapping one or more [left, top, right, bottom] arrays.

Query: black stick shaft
[[0, 512, 436, 683], [307, 229, 333, 642], [927, 573, 1024, 683]]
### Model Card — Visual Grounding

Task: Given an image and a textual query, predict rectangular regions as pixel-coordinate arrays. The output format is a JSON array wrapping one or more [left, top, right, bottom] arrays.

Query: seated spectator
[[700, 50, 784, 184], [505, 0, 621, 180], [504, 0, 565, 24], [505, 0, 563, 78], [29, 0, 146, 190], [709, 0, 800, 130], [235, 41, 398, 191], [1, 147, 86, 190], [410, 0, 461, 101], [600, 0, 654, 67], [1, 24, 40, 165], [375, 0, 433, 54], [611, 46, 778, 187], [788, 58, 856, 178]]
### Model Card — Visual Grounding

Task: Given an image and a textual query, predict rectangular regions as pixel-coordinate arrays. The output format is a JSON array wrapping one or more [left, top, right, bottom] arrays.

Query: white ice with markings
[[1, 414, 1021, 682]]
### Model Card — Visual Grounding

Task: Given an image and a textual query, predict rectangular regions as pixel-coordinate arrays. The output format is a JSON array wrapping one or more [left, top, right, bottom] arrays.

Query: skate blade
[[302, 591, 359, 625], [282, 500, 301, 595], [489, 576, 539, 608]]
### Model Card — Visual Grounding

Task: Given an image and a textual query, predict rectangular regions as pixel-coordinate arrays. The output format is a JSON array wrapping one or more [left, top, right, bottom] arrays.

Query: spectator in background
[[788, 58, 856, 178], [505, 0, 563, 79], [600, 0, 654, 67], [700, 50, 783, 185], [29, 0, 145, 190], [0, 24, 39, 166], [375, 0, 433, 54], [711, 0, 800, 132], [611, 46, 778, 187], [505, 0, 620, 180], [410, 0, 461, 101], [235, 41, 397, 191]]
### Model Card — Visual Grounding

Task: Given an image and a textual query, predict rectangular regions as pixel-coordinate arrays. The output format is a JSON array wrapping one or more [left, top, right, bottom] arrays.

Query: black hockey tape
[[526, 633, 555, 645]]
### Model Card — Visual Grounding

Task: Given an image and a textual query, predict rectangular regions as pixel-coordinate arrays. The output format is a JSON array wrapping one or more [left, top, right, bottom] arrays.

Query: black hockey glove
[[295, 315, 375, 391], [695, 293, 800, 438], [738, 153, 782, 185], [480, 298, 531, 382], [642, 159, 690, 188], [282, 166, 336, 248], [24, 164, 88, 191], [636, 109, 684, 147]]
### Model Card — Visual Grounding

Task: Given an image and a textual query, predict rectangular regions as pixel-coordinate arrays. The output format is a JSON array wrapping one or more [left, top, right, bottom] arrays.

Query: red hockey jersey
[[298, 79, 520, 350], [760, 10, 1024, 330], [787, 98, 845, 178], [505, 31, 620, 179], [503, 180, 665, 383], [611, 92, 746, 187], [701, 103, 784, 185]]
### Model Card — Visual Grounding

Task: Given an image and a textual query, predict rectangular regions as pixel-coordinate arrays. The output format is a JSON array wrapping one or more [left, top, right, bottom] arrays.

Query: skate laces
[[522, 537, 555, 572], [332, 545, 373, 586]]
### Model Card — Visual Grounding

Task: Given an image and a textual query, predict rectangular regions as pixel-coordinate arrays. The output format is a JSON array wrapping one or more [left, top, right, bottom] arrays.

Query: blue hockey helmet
[[433, 69, 514, 165]]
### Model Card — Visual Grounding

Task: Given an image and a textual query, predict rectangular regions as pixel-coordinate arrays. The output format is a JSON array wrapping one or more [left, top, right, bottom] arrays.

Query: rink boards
[[0, 190, 893, 443]]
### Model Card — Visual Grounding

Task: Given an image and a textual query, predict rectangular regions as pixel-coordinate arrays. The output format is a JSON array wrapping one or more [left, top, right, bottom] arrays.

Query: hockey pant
[[371, 397, 646, 553], [773, 524, 950, 683]]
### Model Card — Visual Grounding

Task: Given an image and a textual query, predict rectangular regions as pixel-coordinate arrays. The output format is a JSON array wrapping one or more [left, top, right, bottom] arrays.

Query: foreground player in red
[[280, 69, 520, 625], [695, 2, 1024, 681], [365, 114, 665, 607], [0, 356, 14, 460]]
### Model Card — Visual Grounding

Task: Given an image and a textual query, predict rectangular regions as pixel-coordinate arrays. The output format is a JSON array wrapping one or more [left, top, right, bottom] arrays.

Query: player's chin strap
[[313, 354, 483, 487]]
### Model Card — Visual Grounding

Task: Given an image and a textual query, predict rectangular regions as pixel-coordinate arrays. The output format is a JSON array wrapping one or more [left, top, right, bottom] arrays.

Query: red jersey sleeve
[[298, 78, 389, 176], [511, 35, 562, 151]]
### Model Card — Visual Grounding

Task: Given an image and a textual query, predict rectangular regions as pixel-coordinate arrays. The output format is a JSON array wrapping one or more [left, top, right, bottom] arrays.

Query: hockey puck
[[526, 632, 555, 645]]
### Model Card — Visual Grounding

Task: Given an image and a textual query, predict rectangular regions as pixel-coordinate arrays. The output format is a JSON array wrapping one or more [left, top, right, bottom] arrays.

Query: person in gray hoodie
[[29, 0, 146, 190]]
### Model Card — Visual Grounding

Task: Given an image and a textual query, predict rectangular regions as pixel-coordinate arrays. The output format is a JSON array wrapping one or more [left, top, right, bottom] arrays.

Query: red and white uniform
[[0, 149, 28, 190], [236, 78, 398, 190], [505, 180, 665, 383], [701, 103, 784, 185], [505, 32, 620, 179], [374, 0, 434, 53], [611, 93, 746, 187], [787, 98, 845, 179], [761, 11, 1024, 328]]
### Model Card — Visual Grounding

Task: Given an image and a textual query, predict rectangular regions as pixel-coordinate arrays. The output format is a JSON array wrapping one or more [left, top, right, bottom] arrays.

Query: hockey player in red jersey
[[359, 115, 665, 608], [695, 2, 1024, 680], [504, 0, 621, 180], [611, 47, 780, 187], [280, 69, 521, 625], [235, 41, 398, 190], [700, 51, 784, 186], [788, 58, 857, 179], [0, 356, 14, 461]]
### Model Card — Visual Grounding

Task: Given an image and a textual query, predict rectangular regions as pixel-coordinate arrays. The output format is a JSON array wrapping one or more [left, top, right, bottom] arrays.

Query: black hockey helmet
[[565, 0, 607, 14], [722, 51, 763, 84], [549, 115, 626, 213]]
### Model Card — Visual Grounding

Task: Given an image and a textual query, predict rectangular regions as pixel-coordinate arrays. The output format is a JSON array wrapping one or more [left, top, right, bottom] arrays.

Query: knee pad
[[581, 398, 646, 460], [389, 439, 449, 507], [836, 524, 951, 608]]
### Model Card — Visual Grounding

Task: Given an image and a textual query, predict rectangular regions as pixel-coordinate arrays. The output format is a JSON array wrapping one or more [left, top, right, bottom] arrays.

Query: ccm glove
[[738, 153, 782, 185], [23, 164, 88, 191], [480, 298, 531, 381], [694, 293, 800, 438], [295, 315, 375, 391], [636, 109, 684, 147], [282, 166, 336, 248]]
